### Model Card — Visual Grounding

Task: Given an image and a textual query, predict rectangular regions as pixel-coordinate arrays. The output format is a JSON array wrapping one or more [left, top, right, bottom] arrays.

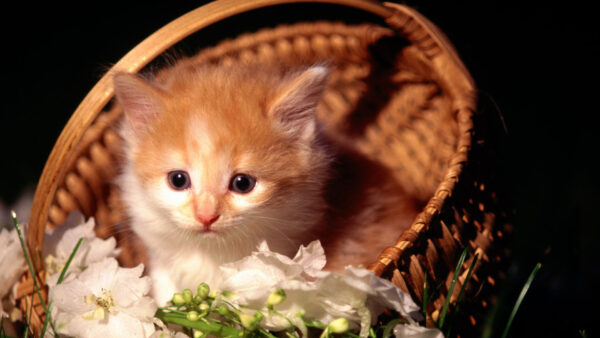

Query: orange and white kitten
[[114, 61, 417, 304]]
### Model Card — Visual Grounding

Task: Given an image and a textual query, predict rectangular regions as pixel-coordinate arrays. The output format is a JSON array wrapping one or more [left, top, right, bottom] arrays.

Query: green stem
[[302, 318, 327, 329], [382, 318, 401, 338], [155, 310, 244, 337], [157, 307, 189, 316], [12, 212, 58, 336], [318, 327, 330, 338], [269, 308, 295, 330], [257, 328, 278, 338]]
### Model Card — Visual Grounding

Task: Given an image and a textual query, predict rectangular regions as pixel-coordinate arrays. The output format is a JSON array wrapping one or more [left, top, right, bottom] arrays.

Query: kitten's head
[[114, 63, 331, 251]]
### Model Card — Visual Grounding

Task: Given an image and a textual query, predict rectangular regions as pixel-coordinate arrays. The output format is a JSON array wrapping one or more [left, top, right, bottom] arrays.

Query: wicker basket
[[16, 0, 510, 335]]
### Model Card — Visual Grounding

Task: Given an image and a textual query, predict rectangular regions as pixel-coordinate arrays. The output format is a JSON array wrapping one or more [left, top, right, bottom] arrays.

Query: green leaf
[[422, 279, 430, 322], [500, 263, 542, 338], [445, 253, 479, 337], [437, 246, 469, 329]]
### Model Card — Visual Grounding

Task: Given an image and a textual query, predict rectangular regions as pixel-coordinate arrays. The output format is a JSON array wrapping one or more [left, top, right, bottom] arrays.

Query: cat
[[114, 60, 417, 305]]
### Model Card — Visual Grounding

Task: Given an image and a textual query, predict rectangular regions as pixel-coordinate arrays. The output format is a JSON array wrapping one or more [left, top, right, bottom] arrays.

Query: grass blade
[[56, 237, 83, 285], [422, 279, 429, 322], [437, 246, 469, 329], [445, 253, 479, 337], [39, 301, 53, 338], [500, 262, 542, 338], [11, 211, 58, 336]]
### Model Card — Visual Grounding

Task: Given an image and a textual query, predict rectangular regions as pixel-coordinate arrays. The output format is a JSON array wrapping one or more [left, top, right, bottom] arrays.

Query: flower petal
[[292, 240, 326, 278], [393, 323, 444, 338]]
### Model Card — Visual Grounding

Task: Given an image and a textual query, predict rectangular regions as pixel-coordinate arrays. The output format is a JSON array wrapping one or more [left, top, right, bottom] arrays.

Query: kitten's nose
[[196, 213, 220, 227], [194, 192, 220, 228]]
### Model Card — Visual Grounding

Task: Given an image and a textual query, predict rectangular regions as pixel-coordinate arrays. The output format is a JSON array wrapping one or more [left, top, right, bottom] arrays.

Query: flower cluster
[[43, 216, 121, 286], [155, 241, 443, 338], [43, 217, 158, 337], [50, 257, 157, 337], [2, 214, 443, 338]]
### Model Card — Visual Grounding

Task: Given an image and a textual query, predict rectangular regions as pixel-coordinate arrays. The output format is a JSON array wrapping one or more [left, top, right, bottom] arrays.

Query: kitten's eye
[[229, 174, 256, 194], [167, 171, 191, 190]]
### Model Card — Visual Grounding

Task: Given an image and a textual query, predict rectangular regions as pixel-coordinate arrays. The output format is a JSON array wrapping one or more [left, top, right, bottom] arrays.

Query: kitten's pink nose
[[196, 213, 220, 228]]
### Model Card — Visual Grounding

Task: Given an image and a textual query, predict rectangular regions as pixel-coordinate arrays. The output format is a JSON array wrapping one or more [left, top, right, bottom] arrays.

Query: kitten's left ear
[[113, 72, 166, 134], [268, 66, 329, 141]]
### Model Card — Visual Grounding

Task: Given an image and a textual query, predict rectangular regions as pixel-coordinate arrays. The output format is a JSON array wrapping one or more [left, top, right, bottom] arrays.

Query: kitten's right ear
[[113, 72, 165, 132], [268, 66, 329, 141]]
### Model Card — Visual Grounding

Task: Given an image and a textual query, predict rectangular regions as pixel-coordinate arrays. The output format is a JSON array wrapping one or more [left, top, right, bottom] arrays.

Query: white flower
[[49, 257, 157, 338], [0, 226, 26, 318], [393, 322, 444, 338], [218, 240, 423, 338], [218, 240, 325, 309], [43, 217, 121, 286]]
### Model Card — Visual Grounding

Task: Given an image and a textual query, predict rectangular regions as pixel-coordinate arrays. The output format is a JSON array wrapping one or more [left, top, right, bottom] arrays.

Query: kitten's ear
[[113, 72, 165, 132], [268, 66, 329, 140]]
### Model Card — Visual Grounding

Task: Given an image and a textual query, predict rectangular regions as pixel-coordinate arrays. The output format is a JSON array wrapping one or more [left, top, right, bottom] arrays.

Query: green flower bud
[[253, 311, 264, 322], [172, 293, 185, 306], [239, 313, 260, 331], [182, 289, 194, 304], [328, 318, 349, 334], [198, 302, 210, 312], [267, 288, 286, 307], [216, 304, 229, 316], [193, 331, 204, 338], [187, 310, 200, 322], [197, 283, 210, 300], [208, 290, 219, 299]]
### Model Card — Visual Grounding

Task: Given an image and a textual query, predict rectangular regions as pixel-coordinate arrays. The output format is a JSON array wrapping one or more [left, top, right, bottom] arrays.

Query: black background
[[1, 1, 596, 336]]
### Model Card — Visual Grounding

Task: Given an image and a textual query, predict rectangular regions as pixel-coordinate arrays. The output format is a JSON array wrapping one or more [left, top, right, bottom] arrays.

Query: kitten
[[114, 61, 417, 305]]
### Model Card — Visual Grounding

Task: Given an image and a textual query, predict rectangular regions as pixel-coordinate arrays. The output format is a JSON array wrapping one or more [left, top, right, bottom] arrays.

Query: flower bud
[[216, 304, 229, 316], [327, 318, 349, 334], [193, 331, 204, 338], [172, 293, 185, 306], [187, 310, 200, 322], [267, 288, 286, 307], [253, 311, 264, 322], [182, 288, 194, 303], [239, 313, 260, 331], [198, 302, 210, 312], [197, 283, 210, 300]]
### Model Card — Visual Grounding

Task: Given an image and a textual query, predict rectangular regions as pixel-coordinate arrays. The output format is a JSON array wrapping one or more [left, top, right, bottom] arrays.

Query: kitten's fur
[[114, 60, 417, 305]]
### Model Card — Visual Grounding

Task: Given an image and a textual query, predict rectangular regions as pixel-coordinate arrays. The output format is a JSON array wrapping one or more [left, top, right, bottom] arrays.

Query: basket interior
[[42, 18, 460, 269]]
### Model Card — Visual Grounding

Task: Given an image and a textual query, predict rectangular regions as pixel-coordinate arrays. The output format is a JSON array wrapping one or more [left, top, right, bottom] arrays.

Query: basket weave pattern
[[16, 1, 510, 334]]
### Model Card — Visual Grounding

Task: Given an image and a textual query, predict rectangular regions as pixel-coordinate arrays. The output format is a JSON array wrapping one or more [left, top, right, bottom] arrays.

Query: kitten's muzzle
[[196, 213, 220, 228], [193, 192, 221, 228]]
